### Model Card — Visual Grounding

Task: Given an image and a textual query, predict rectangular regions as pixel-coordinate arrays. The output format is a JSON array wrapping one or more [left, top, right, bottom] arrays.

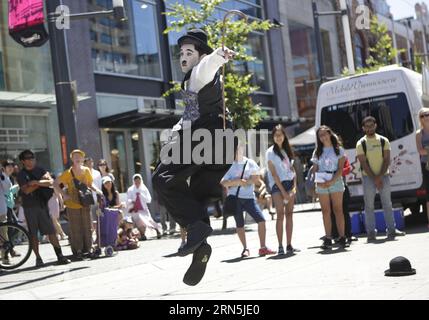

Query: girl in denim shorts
[[266, 124, 299, 255], [311, 126, 348, 249], [221, 146, 276, 258]]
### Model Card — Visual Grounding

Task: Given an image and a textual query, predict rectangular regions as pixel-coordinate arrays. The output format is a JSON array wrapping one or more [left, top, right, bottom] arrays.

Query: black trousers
[[331, 183, 352, 238], [152, 115, 236, 228]]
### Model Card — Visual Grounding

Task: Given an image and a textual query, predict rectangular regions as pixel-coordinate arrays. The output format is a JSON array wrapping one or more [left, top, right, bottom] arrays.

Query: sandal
[[241, 248, 250, 258]]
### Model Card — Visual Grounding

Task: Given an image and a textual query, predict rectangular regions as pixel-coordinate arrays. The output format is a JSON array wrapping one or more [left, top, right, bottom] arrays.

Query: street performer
[[152, 28, 236, 286]]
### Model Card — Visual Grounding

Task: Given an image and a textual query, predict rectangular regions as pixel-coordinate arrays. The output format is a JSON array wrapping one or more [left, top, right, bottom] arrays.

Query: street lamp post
[[46, 0, 127, 167], [312, 0, 355, 81]]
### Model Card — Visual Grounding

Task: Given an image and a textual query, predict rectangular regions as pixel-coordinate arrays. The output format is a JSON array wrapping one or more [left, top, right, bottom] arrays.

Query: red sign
[[61, 135, 68, 166], [8, 0, 49, 47]]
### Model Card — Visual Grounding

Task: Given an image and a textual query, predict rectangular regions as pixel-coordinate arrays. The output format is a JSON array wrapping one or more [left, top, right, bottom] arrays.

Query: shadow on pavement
[[163, 252, 180, 258], [317, 248, 350, 255], [0, 266, 89, 290], [266, 252, 296, 260], [221, 257, 258, 263]]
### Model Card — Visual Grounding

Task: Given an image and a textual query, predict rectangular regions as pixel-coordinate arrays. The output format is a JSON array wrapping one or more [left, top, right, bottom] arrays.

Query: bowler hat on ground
[[178, 29, 213, 55], [384, 256, 416, 277]]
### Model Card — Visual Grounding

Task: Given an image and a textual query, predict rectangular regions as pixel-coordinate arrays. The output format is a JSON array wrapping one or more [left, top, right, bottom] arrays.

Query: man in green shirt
[[356, 116, 405, 241]]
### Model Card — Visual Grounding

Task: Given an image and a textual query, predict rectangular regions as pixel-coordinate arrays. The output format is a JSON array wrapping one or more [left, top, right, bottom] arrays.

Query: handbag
[[71, 169, 94, 207], [223, 161, 248, 217], [305, 166, 316, 198]]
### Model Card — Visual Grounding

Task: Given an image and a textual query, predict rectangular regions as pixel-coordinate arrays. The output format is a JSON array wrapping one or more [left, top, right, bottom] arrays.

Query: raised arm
[[190, 47, 233, 92]]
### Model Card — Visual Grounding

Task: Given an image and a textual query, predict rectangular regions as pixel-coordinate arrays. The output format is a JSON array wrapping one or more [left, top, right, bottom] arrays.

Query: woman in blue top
[[266, 124, 298, 255], [311, 126, 347, 249], [221, 145, 276, 258]]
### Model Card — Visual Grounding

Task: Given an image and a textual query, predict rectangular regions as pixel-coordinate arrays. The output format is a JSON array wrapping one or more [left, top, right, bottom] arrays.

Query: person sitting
[[116, 219, 139, 251], [127, 174, 162, 240]]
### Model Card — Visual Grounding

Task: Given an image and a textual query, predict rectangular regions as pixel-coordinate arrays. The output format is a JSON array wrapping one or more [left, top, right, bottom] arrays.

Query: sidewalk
[[0, 210, 428, 300], [294, 202, 321, 212]]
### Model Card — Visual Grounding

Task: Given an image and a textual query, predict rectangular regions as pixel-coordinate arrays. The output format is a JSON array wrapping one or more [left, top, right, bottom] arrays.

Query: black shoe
[[347, 236, 358, 244], [35, 257, 44, 268], [178, 221, 213, 257], [73, 252, 84, 261], [286, 245, 300, 253], [183, 243, 212, 286], [321, 238, 332, 250], [338, 237, 349, 248], [140, 235, 147, 241], [57, 255, 71, 265]]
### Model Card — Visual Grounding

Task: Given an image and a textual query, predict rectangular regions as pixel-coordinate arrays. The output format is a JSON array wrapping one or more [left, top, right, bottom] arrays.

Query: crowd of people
[[0, 149, 166, 267], [3, 112, 429, 267]]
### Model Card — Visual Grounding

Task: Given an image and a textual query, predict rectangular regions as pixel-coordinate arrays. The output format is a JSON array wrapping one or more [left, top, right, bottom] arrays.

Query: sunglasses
[[420, 113, 429, 118], [99, 163, 107, 166]]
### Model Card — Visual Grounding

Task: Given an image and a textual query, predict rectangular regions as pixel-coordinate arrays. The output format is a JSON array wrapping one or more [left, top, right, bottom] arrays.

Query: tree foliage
[[162, 0, 274, 129], [343, 16, 404, 75]]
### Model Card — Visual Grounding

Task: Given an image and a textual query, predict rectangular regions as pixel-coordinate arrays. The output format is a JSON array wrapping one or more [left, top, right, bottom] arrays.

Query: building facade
[[0, 2, 64, 174], [56, 0, 295, 201]]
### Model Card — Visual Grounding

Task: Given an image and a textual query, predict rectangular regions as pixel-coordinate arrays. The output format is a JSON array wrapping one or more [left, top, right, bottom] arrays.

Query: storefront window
[[131, 131, 142, 174], [233, 32, 271, 92], [0, 2, 62, 173], [89, 0, 162, 79], [289, 20, 335, 118], [0, 3, 53, 93], [354, 33, 365, 68], [108, 131, 129, 193]]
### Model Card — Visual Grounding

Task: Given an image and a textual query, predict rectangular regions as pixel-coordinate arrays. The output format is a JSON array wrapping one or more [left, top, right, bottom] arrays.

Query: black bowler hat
[[384, 256, 416, 277], [178, 29, 213, 55]]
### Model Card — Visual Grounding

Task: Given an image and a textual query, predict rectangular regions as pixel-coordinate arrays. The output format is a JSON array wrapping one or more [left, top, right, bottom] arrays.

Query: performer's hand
[[221, 47, 237, 61]]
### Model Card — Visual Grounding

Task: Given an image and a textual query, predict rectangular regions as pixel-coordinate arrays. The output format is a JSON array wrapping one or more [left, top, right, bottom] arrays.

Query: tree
[[343, 15, 403, 75], [162, 0, 274, 130]]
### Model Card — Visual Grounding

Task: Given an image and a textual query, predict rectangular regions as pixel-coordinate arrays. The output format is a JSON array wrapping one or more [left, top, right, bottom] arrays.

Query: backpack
[[342, 155, 352, 176], [360, 136, 387, 173], [361, 136, 386, 158], [304, 166, 316, 198]]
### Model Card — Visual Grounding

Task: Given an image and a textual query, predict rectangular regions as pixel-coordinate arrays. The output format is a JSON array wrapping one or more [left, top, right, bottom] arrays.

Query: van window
[[320, 93, 414, 149]]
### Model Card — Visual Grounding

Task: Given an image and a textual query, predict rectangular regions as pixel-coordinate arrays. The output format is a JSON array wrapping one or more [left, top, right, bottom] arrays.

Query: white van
[[315, 66, 425, 213]]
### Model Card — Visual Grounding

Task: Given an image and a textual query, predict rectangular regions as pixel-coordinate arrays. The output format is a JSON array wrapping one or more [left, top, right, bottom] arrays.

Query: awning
[[98, 107, 314, 130], [0, 91, 91, 108], [98, 109, 183, 129], [290, 126, 316, 146]]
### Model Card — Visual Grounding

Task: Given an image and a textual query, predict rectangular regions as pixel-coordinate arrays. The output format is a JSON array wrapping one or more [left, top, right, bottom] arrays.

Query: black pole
[[46, 0, 78, 168], [312, 0, 326, 81]]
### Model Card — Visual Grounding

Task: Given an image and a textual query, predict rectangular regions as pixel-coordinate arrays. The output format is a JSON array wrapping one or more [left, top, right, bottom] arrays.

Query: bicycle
[[0, 221, 32, 270]]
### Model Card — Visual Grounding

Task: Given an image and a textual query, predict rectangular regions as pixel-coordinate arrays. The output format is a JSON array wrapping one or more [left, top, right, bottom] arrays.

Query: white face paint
[[180, 43, 204, 73]]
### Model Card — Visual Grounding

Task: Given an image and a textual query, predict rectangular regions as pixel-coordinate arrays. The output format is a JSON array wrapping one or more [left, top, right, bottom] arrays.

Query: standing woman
[[311, 126, 348, 249], [221, 145, 276, 258], [127, 174, 162, 240], [54, 150, 103, 260], [101, 176, 123, 208], [48, 174, 67, 240], [266, 124, 298, 255], [97, 159, 115, 182], [101, 175, 124, 223], [415, 107, 429, 229]]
